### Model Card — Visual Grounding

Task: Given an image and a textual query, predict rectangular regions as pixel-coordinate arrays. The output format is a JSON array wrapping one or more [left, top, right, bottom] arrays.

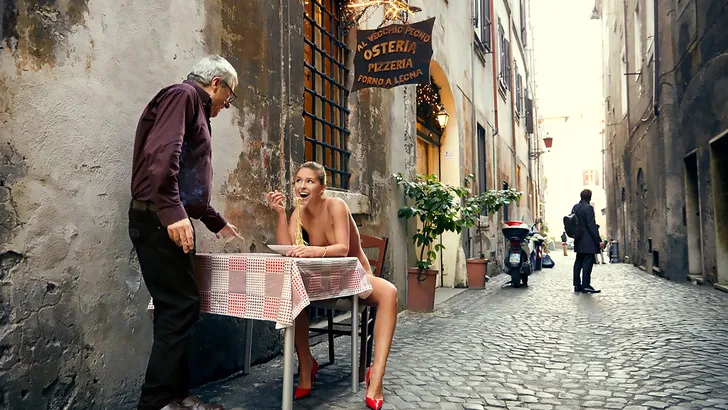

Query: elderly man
[[129, 55, 239, 410]]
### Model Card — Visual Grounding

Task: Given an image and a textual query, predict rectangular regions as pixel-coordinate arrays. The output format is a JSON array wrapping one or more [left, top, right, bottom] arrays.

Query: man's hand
[[168, 218, 194, 253], [266, 191, 287, 214], [217, 223, 241, 239]]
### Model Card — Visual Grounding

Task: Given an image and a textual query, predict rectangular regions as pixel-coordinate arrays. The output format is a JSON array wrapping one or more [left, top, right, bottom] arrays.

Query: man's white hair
[[188, 55, 238, 88]]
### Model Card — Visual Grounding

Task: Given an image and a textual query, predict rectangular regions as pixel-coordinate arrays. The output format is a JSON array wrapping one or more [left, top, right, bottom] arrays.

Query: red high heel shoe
[[294, 358, 319, 400], [365, 367, 384, 410]]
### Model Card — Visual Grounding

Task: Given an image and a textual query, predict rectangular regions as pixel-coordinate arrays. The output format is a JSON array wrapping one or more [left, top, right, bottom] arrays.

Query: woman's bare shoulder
[[325, 196, 350, 212]]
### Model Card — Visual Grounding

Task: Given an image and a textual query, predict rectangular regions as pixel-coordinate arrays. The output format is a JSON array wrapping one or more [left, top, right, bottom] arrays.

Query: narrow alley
[[195, 254, 728, 410]]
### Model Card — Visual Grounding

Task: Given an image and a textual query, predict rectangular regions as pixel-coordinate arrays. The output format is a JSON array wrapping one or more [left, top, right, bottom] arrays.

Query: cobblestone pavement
[[195, 253, 728, 409]]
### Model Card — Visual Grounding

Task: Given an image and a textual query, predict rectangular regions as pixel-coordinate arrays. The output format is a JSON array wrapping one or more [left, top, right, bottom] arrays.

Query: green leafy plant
[[466, 184, 523, 259], [394, 173, 521, 280]]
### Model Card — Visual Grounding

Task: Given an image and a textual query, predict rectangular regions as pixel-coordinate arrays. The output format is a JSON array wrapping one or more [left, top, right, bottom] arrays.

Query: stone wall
[[0, 0, 413, 407], [602, 0, 728, 281]]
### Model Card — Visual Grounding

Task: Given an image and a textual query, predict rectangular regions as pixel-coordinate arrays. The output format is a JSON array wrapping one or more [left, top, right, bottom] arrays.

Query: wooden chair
[[308, 234, 389, 382]]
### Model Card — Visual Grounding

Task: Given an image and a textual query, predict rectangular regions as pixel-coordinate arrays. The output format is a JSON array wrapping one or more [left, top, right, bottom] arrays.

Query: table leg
[[351, 295, 359, 393], [282, 323, 295, 410], [243, 319, 253, 375]]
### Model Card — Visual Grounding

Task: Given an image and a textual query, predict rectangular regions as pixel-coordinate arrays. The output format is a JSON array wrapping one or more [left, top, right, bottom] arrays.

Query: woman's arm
[[322, 198, 351, 257], [276, 212, 294, 245], [267, 191, 293, 245]]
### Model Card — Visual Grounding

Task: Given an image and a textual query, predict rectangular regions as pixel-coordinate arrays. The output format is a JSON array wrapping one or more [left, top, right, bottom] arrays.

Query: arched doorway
[[416, 78, 443, 177], [415, 60, 463, 287]]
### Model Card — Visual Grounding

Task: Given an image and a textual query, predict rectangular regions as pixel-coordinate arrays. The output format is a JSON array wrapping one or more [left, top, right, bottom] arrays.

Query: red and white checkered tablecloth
[[147, 253, 372, 329]]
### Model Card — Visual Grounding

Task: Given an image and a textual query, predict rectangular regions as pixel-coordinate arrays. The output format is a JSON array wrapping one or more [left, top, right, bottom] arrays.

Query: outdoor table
[[148, 252, 373, 410]]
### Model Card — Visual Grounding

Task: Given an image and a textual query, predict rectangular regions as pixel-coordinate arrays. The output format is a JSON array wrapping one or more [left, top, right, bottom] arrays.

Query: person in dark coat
[[571, 189, 602, 293]]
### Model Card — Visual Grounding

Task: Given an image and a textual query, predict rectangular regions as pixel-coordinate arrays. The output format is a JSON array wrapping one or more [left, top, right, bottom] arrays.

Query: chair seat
[[310, 298, 366, 313]]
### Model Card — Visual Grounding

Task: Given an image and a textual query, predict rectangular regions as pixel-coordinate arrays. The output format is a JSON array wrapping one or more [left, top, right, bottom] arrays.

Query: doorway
[[710, 133, 728, 285], [636, 169, 647, 267], [416, 78, 445, 287], [684, 151, 703, 277], [621, 187, 627, 262]]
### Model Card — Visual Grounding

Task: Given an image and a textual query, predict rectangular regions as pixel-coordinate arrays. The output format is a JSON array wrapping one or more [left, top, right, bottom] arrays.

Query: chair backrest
[[360, 234, 389, 278]]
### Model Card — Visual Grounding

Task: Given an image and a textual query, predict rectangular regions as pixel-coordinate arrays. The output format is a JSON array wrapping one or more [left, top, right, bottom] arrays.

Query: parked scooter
[[530, 233, 545, 271], [501, 219, 541, 287]]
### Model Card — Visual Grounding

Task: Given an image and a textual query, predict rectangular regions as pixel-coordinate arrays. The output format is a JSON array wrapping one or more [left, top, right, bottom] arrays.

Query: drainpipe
[[623, 0, 632, 132], [490, 0, 502, 263], [491, 0, 499, 157], [467, 0, 478, 260], [509, 13, 518, 210], [652, 0, 659, 116]]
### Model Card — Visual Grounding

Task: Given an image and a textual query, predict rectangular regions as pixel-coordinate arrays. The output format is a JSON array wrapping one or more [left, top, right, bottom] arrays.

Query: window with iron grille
[[474, 0, 492, 52], [303, 0, 351, 189]]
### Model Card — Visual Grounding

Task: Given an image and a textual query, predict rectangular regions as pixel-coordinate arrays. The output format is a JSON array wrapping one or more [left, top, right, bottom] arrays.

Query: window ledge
[[474, 43, 487, 64], [326, 191, 371, 215], [498, 85, 508, 100]]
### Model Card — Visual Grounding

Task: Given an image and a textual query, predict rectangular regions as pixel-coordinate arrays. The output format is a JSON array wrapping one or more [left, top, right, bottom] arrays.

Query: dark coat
[[572, 200, 602, 254]]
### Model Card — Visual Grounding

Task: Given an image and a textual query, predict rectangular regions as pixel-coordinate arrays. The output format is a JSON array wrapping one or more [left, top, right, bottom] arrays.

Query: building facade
[[0, 0, 543, 407], [600, 0, 728, 285]]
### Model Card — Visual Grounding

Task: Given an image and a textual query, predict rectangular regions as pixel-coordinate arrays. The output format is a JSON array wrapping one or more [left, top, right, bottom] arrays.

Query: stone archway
[[425, 59, 465, 288]]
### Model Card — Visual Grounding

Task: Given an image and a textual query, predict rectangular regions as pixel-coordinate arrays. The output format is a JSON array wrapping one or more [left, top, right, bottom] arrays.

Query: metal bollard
[[609, 241, 620, 263]]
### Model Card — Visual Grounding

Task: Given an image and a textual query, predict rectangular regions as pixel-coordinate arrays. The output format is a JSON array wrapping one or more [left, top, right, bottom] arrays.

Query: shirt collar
[[184, 79, 212, 117]]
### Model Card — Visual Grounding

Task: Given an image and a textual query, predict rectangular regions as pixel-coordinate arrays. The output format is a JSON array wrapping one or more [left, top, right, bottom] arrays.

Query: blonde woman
[[266, 162, 397, 410]]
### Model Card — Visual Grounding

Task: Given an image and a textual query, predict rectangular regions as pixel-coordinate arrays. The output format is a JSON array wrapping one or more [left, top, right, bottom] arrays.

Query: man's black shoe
[[582, 286, 601, 293], [574, 286, 582, 292]]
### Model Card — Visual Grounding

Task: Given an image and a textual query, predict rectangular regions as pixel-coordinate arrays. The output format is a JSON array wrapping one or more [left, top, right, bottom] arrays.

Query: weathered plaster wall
[[603, 0, 727, 282], [0, 1, 213, 407], [0, 0, 313, 406]]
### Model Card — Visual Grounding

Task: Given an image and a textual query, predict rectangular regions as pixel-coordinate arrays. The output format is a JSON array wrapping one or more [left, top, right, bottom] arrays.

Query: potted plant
[[394, 173, 484, 312], [463, 184, 522, 289]]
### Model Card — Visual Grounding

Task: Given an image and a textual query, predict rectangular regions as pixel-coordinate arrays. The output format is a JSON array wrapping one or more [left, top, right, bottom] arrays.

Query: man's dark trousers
[[573, 253, 595, 289], [129, 206, 199, 410]]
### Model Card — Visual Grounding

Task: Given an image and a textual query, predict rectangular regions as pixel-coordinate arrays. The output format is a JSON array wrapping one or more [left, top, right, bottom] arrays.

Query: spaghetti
[[294, 197, 308, 246]]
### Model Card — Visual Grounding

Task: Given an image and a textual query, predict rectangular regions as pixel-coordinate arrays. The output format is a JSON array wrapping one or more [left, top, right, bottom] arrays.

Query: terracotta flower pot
[[407, 267, 438, 312], [466, 259, 488, 289]]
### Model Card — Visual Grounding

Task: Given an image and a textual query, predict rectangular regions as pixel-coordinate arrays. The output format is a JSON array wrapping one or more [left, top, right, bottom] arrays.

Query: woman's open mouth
[[298, 192, 310, 198]]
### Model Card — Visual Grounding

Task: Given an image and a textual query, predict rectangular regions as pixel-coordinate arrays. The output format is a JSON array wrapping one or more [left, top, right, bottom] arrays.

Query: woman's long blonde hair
[[293, 161, 326, 245]]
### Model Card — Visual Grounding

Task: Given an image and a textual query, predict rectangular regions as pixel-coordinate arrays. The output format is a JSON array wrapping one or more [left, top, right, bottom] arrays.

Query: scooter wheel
[[510, 268, 521, 288]]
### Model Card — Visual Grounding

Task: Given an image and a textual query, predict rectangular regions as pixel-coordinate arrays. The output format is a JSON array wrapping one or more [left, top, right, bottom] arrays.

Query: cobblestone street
[[196, 253, 728, 410]]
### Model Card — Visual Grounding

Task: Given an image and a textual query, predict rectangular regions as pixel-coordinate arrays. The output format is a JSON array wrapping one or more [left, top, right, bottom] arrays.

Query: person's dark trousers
[[129, 205, 200, 410], [573, 253, 596, 289]]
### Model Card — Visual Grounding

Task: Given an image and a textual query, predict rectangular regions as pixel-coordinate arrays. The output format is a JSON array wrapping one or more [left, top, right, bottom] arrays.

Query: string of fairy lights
[[416, 78, 443, 120], [342, 0, 422, 30]]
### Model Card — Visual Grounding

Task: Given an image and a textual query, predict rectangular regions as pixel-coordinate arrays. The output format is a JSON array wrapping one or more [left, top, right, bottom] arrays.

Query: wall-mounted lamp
[[436, 107, 450, 130]]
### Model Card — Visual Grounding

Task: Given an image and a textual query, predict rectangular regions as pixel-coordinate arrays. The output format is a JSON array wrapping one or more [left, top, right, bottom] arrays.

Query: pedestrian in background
[[571, 189, 602, 293], [561, 231, 568, 256], [597, 240, 608, 264], [129, 55, 240, 410]]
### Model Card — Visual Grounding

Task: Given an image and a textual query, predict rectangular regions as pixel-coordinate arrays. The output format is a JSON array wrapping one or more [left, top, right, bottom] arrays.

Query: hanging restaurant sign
[[352, 17, 436, 91]]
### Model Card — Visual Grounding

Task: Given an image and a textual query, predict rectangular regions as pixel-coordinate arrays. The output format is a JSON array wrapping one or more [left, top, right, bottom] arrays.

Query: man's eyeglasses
[[187, 73, 236, 104], [221, 79, 236, 104]]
